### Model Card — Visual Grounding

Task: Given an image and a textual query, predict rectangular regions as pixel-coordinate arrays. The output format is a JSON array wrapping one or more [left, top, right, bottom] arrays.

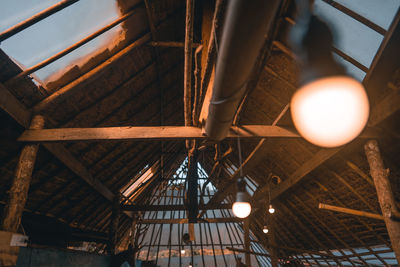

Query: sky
[[0, 0, 398, 84], [0, 0, 121, 82]]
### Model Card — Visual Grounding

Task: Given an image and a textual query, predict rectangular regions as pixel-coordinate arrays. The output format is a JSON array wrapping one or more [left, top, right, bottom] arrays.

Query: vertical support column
[[1, 115, 45, 232], [187, 149, 198, 224], [244, 218, 251, 266], [270, 217, 278, 267], [108, 194, 121, 255], [365, 140, 400, 263]]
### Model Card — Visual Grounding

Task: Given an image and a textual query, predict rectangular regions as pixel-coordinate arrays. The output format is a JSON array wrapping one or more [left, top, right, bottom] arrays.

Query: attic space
[[0, 0, 400, 267]]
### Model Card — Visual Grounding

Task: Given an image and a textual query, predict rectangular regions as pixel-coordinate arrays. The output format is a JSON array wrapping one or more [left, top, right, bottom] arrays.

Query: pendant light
[[232, 136, 251, 218], [263, 225, 269, 234], [289, 0, 369, 148]]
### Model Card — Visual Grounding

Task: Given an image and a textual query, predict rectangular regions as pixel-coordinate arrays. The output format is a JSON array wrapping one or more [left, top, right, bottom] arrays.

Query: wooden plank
[[318, 203, 384, 220], [17, 125, 297, 142], [0, 83, 31, 128], [17, 125, 382, 142]]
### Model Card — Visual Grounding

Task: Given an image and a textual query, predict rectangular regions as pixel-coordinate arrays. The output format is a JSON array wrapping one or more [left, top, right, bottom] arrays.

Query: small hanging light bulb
[[268, 204, 275, 214], [232, 178, 251, 218], [263, 225, 269, 234], [181, 247, 185, 255]]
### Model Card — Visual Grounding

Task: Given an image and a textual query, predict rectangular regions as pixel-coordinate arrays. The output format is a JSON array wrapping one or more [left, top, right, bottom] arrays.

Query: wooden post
[[108, 194, 121, 255], [365, 140, 400, 263], [1, 115, 44, 232], [244, 218, 251, 266]]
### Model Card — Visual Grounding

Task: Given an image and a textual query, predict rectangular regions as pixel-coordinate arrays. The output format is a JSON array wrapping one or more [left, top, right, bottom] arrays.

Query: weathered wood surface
[[1, 115, 44, 232], [365, 140, 400, 263], [18, 125, 381, 142], [319, 203, 384, 220]]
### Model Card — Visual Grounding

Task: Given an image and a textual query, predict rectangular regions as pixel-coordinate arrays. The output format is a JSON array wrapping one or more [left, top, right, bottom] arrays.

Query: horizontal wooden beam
[[122, 203, 231, 211], [17, 125, 380, 142], [140, 217, 242, 224], [319, 203, 384, 220]]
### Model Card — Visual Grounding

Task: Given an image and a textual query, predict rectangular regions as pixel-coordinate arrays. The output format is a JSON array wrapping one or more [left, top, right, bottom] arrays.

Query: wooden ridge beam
[[17, 125, 380, 142], [122, 203, 232, 211]]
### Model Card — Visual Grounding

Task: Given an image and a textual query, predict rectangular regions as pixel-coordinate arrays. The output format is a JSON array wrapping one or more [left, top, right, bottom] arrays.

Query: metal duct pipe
[[205, 0, 282, 141]]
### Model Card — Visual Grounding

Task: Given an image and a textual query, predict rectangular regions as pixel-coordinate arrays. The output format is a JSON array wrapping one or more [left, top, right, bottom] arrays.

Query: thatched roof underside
[[0, 0, 400, 266]]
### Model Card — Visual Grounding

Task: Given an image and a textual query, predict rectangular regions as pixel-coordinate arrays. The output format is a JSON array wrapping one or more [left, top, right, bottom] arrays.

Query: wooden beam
[[365, 140, 400, 263], [1, 115, 44, 232], [43, 143, 114, 201], [318, 203, 384, 220], [0, 0, 79, 42], [0, 83, 118, 205], [184, 0, 194, 130], [270, 148, 341, 201], [0, 83, 31, 128], [122, 203, 232, 211], [17, 125, 302, 142], [140, 218, 242, 224]]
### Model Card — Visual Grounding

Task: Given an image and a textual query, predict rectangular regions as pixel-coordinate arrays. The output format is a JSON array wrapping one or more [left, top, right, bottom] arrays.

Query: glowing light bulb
[[291, 76, 369, 147], [232, 201, 251, 218], [181, 249, 185, 255], [263, 226, 269, 234], [268, 204, 275, 214]]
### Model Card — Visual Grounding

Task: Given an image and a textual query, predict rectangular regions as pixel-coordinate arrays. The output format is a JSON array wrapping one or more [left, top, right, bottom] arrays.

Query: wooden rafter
[[0, 83, 117, 203]]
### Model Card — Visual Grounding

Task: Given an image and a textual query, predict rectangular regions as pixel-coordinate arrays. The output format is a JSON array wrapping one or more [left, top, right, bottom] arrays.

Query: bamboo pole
[[365, 140, 400, 264], [319, 203, 384, 220], [184, 0, 194, 132], [1, 115, 45, 232]]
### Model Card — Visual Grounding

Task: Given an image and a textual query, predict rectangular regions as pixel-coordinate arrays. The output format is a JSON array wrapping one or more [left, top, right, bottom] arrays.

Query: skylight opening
[[169, 157, 213, 191], [122, 162, 158, 199], [0, 0, 123, 84]]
